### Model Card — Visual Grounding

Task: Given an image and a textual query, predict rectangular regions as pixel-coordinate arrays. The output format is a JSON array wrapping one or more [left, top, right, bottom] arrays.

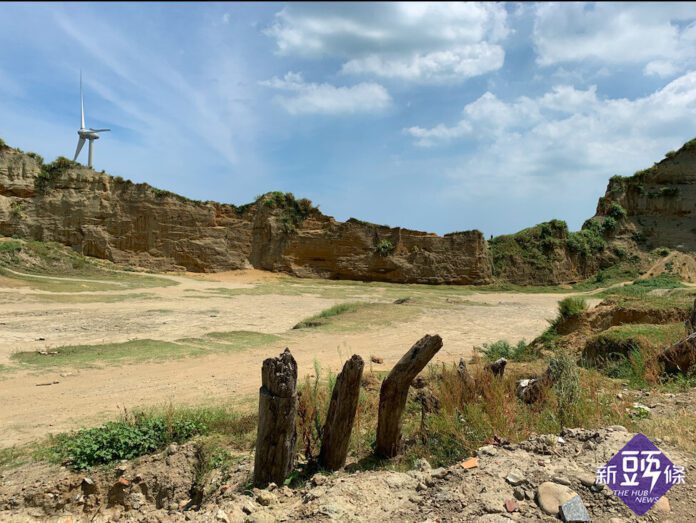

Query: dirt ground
[[0, 269, 576, 447]]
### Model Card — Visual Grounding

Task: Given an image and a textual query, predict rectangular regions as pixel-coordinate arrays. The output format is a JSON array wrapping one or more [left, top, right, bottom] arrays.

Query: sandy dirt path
[[0, 270, 577, 446]]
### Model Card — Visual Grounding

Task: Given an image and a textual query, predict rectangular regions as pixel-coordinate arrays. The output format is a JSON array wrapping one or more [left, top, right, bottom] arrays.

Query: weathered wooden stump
[[253, 348, 298, 488], [319, 355, 364, 471], [376, 334, 443, 458], [457, 358, 477, 398]]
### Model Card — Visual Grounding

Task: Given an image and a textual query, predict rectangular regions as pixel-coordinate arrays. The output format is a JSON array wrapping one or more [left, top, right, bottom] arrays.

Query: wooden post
[[376, 334, 443, 458], [319, 355, 365, 471], [253, 348, 298, 488]]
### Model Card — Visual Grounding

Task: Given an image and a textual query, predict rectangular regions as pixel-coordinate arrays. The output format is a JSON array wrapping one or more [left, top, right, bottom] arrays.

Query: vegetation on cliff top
[[256, 191, 316, 233], [489, 219, 608, 278]]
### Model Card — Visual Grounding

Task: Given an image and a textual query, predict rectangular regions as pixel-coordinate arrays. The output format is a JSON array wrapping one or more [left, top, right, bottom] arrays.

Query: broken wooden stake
[[376, 334, 443, 458], [319, 355, 364, 471], [253, 348, 298, 488]]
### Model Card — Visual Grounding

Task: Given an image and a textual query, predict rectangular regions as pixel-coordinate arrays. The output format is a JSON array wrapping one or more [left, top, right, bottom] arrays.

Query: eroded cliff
[[0, 146, 492, 284]]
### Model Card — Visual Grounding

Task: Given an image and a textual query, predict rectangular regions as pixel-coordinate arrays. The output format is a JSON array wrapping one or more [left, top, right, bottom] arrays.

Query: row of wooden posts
[[253, 334, 443, 488]]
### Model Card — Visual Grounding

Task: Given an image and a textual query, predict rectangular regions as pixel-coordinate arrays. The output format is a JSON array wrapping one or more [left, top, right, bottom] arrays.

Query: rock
[[576, 472, 596, 488], [431, 467, 447, 479], [116, 464, 127, 476], [478, 445, 498, 457], [513, 487, 525, 501], [504, 499, 519, 513], [255, 490, 277, 507], [608, 425, 628, 432], [166, 443, 179, 455], [654, 496, 671, 513], [505, 470, 525, 486], [559, 495, 591, 522], [416, 482, 428, 492], [215, 509, 230, 523], [311, 474, 328, 487], [552, 475, 571, 486], [536, 482, 578, 516], [370, 355, 384, 364]]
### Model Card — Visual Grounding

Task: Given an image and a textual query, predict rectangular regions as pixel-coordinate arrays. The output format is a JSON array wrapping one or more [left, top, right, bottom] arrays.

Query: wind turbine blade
[[73, 137, 86, 161], [80, 70, 85, 129], [90, 128, 111, 133]]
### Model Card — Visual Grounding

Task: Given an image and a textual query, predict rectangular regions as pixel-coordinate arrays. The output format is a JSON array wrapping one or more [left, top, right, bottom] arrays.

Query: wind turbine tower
[[73, 73, 110, 168]]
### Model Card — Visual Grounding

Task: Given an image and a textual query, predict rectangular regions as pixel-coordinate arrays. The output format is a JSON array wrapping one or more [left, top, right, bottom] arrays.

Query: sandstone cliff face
[[0, 147, 492, 284], [591, 140, 696, 252]]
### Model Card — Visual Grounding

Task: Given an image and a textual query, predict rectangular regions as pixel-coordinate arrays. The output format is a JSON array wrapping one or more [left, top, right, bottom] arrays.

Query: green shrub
[[0, 240, 22, 253], [665, 150, 677, 159], [0, 137, 6, 149], [258, 192, 314, 233], [477, 339, 536, 362], [35, 157, 80, 192], [558, 296, 588, 319], [50, 410, 207, 470], [660, 186, 679, 198], [602, 216, 617, 233], [631, 274, 684, 290], [608, 202, 627, 220], [376, 239, 395, 256], [26, 152, 44, 165]]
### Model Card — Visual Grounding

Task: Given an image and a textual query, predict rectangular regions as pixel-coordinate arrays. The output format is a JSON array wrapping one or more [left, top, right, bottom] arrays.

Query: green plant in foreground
[[557, 296, 587, 319], [548, 352, 580, 427], [477, 339, 535, 362]]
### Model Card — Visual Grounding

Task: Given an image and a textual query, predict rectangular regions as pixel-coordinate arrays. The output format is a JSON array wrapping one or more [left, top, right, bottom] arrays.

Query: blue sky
[[1, 2, 695, 237]]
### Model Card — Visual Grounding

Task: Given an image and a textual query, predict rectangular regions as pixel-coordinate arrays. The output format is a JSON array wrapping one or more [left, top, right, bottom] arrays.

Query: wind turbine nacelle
[[78, 129, 100, 140]]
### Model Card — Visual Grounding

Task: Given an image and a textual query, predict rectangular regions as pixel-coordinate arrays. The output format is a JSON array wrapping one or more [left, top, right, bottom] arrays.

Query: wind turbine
[[73, 72, 110, 168]]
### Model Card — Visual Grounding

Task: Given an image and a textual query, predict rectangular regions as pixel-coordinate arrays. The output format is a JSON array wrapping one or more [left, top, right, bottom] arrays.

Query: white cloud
[[405, 73, 696, 200], [266, 3, 508, 83], [341, 43, 504, 82], [261, 72, 391, 115], [533, 3, 696, 75]]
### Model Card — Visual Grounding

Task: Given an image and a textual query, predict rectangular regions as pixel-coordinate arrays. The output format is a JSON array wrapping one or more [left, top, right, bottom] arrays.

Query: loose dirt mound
[[1, 427, 690, 522], [643, 251, 696, 284]]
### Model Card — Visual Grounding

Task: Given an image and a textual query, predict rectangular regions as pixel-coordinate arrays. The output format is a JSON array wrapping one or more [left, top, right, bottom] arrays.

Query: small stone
[[431, 467, 448, 479], [559, 495, 591, 522], [267, 482, 277, 491], [576, 472, 596, 487], [116, 465, 127, 476], [256, 490, 276, 506], [460, 457, 479, 469], [311, 474, 328, 487], [166, 443, 179, 455], [653, 496, 670, 513], [416, 482, 428, 492], [505, 499, 519, 513], [478, 445, 497, 457], [506, 471, 525, 486], [117, 477, 129, 486], [215, 509, 230, 523], [608, 425, 628, 432], [553, 475, 571, 486], [537, 482, 577, 516], [513, 487, 525, 501], [82, 477, 94, 486], [370, 355, 384, 364]]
